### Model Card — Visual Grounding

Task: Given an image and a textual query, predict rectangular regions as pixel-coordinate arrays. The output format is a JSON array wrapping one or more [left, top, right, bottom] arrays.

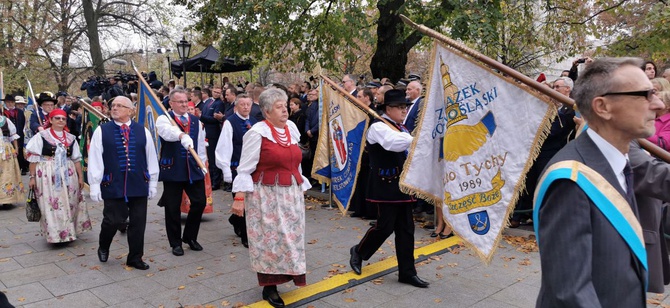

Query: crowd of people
[[3, 55, 670, 307]]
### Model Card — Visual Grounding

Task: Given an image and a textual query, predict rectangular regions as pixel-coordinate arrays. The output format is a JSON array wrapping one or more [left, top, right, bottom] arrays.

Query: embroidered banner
[[79, 108, 101, 185], [400, 41, 556, 261], [135, 71, 165, 151], [312, 80, 369, 214]]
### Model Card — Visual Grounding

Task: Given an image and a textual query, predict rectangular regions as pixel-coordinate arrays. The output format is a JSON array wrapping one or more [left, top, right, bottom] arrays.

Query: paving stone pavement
[[1, 176, 669, 307]]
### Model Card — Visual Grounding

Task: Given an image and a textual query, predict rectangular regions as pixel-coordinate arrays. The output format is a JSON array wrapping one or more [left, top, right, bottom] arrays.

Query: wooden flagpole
[[319, 74, 399, 132], [25, 77, 42, 126], [399, 14, 670, 163], [131, 61, 208, 174], [78, 99, 110, 122]]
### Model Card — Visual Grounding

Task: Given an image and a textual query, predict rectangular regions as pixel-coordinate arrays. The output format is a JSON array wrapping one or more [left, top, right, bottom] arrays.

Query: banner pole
[[398, 14, 670, 163], [78, 99, 110, 121], [131, 61, 208, 174], [320, 74, 399, 132]]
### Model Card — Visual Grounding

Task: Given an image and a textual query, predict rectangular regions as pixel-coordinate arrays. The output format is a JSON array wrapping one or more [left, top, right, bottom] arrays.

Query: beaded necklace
[[49, 128, 69, 147], [264, 120, 291, 147]]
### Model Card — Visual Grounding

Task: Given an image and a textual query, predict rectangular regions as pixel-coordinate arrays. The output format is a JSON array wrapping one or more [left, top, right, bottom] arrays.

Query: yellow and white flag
[[400, 41, 556, 261]]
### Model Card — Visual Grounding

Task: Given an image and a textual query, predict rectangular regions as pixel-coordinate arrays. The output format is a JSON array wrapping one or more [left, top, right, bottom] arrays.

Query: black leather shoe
[[126, 260, 150, 270], [183, 239, 203, 251], [229, 215, 242, 237], [172, 246, 184, 256], [262, 286, 285, 308], [399, 275, 430, 288], [97, 248, 109, 262], [349, 245, 362, 275]]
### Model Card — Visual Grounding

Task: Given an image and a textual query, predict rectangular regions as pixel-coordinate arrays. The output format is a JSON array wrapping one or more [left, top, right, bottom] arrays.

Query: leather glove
[[180, 135, 194, 150], [89, 184, 102, 202]]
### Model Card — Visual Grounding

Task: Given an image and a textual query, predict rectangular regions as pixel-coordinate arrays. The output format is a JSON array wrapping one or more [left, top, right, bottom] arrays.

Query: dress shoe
[[97, 248, 109, 262], [509, 219, 520, 228], [439, 232, 454, 240], [349, 245, 362, 275], [262, 286, 285, 308], [126, 260, 150, 270], [172, 245, 184, 256], [229, 215, 242, 237], [369, 221, 377, 227], [399, 275, 430, 288], [183, 239, 203, 251]]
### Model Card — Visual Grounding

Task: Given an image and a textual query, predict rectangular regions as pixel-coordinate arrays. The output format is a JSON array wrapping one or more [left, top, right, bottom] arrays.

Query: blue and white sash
[[533, 160, 647, 276]]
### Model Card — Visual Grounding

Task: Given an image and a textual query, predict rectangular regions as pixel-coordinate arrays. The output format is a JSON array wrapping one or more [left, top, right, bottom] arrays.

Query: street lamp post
[[156, 48, 172, 83], [176, 36, 191, 87]]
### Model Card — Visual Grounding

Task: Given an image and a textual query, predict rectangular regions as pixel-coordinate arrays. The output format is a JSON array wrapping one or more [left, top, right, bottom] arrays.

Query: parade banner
[[400, 41, 556, 261], [312, 81, 369, 214], [135, 72, 164, 151], [80, 109, 101, 185]]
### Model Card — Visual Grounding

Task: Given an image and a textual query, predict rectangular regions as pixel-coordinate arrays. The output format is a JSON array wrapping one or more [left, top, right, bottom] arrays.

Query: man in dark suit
[[535, 57, 664, 307], [342, 74, 358, 97], [29, 92, 57, 134], [629, 140, 670, 293], [3, 95, 27, 174], [403, 80, 423, 133], [199, 88, 224, 189]]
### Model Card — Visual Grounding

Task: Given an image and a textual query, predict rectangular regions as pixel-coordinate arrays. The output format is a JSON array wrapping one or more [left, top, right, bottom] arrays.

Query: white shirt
[[25, 129, 82, 162], [215, 112, 247, 181], [232, 120, 311, 193], [0, 116, 19, 142], [87, 120, 160, 194], [155, 113, 207, 164], [367, 114, 413, 152], [586, 128, 629, 193]]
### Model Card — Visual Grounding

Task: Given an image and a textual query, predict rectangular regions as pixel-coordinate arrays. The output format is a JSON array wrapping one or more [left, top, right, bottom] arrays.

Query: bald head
[[406, 81, 422, 101]]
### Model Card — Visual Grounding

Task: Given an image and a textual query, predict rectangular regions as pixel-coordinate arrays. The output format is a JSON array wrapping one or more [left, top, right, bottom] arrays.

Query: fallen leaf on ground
[[501, 256, 515, 262], [344, 298, 357, 303], [146, 273, 154, 277], [436, 273, 444, 279], [503, 235, 538, 253], [447, 263, 458, 268], [436, 265, 445, 270], [648, 299, 662, 305], [342, 288, 354, 294], [89, 265, 100, 270], [124, 266, 133, 271], [0, 258, 10, 263], [232, 302, 245, 308], [331, 264, 346, 268], [177, 285, 185, 290], [17, 298, 25, 302], [115, 253, 129, 260], [197, 266, 204, 270], [221, 300, 230, 306], [307, 239, 318, 244], [158, 267, 168, 271], [518, 258, 532, 266], [434, 298, 442, 303], [372, 278, 384, 285], [58, 253, 65, 256]]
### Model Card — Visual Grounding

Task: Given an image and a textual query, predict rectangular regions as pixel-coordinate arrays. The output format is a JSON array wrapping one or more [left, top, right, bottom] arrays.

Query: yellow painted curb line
[[246, 236, 462, 307]]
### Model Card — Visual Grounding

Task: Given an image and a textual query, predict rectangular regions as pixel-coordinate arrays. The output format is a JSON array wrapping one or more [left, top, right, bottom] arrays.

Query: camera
[[576, 58, 587, 64]]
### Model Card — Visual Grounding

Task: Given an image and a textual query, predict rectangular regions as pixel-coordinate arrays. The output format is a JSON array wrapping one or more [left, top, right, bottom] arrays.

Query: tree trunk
[[83, 0, 105, 76], [370, 0, 407, 82]]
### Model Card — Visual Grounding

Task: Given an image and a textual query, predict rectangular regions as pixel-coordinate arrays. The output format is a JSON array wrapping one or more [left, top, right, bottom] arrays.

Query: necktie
[[121, 124, 130, 145], [397, 123, 409, 133], [623, 162, 635, 205], [180, 115, 188, 124], [243, 119, 251, 130]]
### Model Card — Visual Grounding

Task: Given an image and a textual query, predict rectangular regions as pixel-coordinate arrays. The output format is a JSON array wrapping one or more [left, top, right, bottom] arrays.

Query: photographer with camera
[[103, 76, 125, 103], [562, 57, 593, 82], [81, 76, 103, 99]]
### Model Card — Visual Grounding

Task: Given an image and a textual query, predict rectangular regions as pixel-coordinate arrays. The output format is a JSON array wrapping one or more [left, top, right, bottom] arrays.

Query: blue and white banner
[[312, 81, 369, 214], [135, 70, 165, 151], [400, 41, 556, 261]]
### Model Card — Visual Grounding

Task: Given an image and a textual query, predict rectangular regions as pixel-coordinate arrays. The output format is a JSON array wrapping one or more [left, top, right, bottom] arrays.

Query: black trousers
[[17, 140, 28, 171], [162, 180, 206, 247], [207, 138, 222, 188], [356, 202, 417, 278], [227, 169, 247, 243], [99, 197, 148, 263]]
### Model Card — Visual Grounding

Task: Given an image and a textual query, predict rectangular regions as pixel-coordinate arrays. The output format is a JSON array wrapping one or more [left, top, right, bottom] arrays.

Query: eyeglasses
[[601, 88, 657, 101], [111, 103, 132, 109], [171, 100, 189, 104], [51, 117, 67, 121]]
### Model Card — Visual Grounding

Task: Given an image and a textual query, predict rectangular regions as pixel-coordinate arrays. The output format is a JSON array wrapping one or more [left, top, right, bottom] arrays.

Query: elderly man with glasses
[[88, 96, 159, 270], [534, 57, 664, 307]]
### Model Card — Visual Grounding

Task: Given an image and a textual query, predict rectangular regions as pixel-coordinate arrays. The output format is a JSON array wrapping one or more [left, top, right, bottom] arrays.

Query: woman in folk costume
[[180, 101, 213, 214], [26, 109, 91, 243], [231, 88, 311, 308], [0, 111, 25, 206]]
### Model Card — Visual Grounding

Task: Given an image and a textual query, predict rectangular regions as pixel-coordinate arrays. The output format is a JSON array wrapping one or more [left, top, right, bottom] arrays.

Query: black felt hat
[[36, 92, 57, 105], [379, 89, 412, 108], [1, 94, 15, 102]]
